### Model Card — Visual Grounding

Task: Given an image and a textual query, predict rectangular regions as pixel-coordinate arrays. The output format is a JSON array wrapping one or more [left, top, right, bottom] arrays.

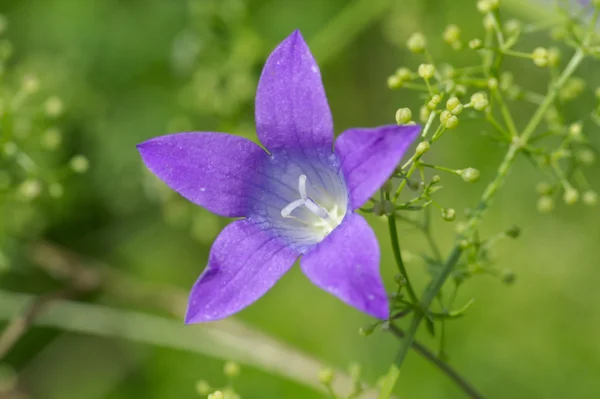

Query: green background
[[1, 0, 599, 398]]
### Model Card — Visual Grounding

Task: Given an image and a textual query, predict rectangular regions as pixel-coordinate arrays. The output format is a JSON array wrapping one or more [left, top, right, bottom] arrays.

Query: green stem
[[387, 206, 418, 305]]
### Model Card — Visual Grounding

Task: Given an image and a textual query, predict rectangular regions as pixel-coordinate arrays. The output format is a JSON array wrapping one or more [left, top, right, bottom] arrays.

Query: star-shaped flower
[[137, 31, 420, 323]]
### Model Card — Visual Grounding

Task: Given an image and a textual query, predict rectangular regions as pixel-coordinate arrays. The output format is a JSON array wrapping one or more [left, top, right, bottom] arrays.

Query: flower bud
[[415, 140, 430, 156], [487, 78, 498, 90], [387, 74, 401, 89], [208, 391, 224, 399], [442, 208, 456, 221], [483, 14, 495, 31], [547, 47, 560, 67], [318, 368, 335, 385], [443, 25, 461, 46], [532, 47, 549, 68], [460, 168, 480, 183], [446, 97, 463, 115], [432, 174, 441, 183], [70, 155, 89, 173], [395, 107, 412, 125], [224, 361, 240, 378], [418, 64, 435, 80], [583, 190, 598, 206], [407, 32, 426, 53], [563, 187, 579, 205], [477, 0, 499, 13], [196, 381, 211, 396], [428, 94, 441, 110], [537, 196, 554, 214], [396, 67, 412, 81], [468, 38, 483, 50], [470, 92, 489, 111]]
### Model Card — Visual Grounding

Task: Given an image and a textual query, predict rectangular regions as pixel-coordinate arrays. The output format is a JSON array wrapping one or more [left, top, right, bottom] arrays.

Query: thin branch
[[388, 324, 484, 399]]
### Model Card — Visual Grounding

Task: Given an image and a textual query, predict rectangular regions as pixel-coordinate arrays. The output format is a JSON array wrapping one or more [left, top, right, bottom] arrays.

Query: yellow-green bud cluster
[[442, 208, 456, 221], [469, 39, 483, 50], [440, 110, 459, 129], [537, 196, 554, 214], [443, 25, 462, 50], [563, 187, 579, 205], [583, 190, 598, 206], [415, 140, 430, 156], [387, 67, 413, 89], [224, 361, 240, 378], [318, 368, 335, 386], [418, 63, 435, 80], [532, 47, 549, 68], [395, 107, 412, 125], [470, 92, 489, 111], [446, 97, 463, 115]]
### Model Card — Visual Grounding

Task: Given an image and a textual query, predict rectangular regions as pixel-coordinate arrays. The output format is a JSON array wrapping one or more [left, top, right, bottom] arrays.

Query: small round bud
[[443, 24, 461, 45], [505, 225, 521, 238], [420, 105, 431, 122], [2, 141, 17, 157], [454, 85, 467, 97], [583, 190, 598, 206], [536, 182, 552, 195], [208, 391, 225, 399], [442, 208, 456, 221], [469, 38, 483, 50], [444, 114, 459, 129], [407, 32, 427, 53], [196, 381, 211, 396], [460, 168, 480, 183], [432, 174, 441, 183], [18, 179, 42, 200], [577, 149, 595, 166], [70, 155, 89, 173], [418, 64, 435, 80], [387, 74, 401, 89], [532, 47, 549, 68], [396, 67, 412, 81], [563, 187, 579, 205], [470, 92, 489, 111], [22, 74, 40, 94], [504, 19, 521, 36], [477, 0, 499, 13], [224, 361, 240, 378], [415, 141, 430, 156], [42, 128, 62, 150], [446, 97, 463, 115], [395, 108, 412, 125], [502, 270, 517, 285], [427, 94, 441, 110], [318, 368, 335, 385], [458, 239, 471, 249], [483, 14, 495, 31], [568, 122, 584, 141], [487, 78, 498, 90], [49, 182, 64, 199], [44, 96, 64, 117]]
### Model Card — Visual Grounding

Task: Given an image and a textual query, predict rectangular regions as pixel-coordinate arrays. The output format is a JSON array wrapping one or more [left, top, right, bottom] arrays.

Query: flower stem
[[388, 323, 484, 399], [386, 202, 418, 305]]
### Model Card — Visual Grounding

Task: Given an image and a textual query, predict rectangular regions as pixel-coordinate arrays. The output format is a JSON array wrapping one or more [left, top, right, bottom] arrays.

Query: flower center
[[280, 174, 344, 237]]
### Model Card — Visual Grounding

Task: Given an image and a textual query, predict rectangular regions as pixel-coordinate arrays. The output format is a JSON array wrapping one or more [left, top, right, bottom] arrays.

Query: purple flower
[[137, 31, 420, 323]]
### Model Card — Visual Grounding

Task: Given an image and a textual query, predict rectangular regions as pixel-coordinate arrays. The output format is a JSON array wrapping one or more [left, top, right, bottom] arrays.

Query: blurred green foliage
[[0, 0, 599, 398]]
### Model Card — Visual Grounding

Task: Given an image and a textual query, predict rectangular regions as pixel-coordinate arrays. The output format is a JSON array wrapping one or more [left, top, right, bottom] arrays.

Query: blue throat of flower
[[280, 174, 345, 238]]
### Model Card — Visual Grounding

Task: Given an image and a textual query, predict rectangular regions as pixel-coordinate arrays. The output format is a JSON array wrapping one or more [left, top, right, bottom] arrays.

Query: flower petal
[[300, 213, 388, 319], [186, 219, 300, 323], [335, 125, 420, 209], [137, 132, 269, 218], [255, 30, 334, 153]]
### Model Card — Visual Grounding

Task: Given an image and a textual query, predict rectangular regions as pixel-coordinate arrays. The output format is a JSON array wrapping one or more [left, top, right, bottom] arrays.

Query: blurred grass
[[0, 0, 599, 398]]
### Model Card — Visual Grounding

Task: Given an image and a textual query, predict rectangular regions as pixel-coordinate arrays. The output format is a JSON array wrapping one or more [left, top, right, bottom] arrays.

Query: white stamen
[[281, 198, 306, 218], [298, 174, 308, 200]]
